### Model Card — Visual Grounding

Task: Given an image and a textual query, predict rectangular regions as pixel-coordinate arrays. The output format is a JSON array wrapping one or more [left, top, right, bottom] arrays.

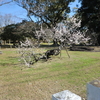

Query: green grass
[[0, 48, 100, 100]]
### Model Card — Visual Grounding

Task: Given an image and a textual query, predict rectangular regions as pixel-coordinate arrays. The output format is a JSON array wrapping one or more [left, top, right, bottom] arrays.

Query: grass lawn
[[0, 48, 100, 100]]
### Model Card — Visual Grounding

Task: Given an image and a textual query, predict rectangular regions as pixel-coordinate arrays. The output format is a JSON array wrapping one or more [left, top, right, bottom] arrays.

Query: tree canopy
[[1, 24, 22, 45], [0, 20, 37, 45], [14, 0, 75, 28], [14, 20, 36, 38]]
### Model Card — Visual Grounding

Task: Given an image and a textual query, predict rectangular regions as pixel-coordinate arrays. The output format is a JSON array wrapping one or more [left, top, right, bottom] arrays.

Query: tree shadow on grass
[[0, 45, 15, 48]]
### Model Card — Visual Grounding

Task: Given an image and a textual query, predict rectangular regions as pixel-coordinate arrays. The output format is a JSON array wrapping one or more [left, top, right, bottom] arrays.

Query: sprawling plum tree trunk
[[18, 16, 91, 67]]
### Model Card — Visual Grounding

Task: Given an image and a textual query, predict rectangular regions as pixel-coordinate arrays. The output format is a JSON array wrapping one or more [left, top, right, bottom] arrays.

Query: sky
[[0, 0, 81, 23]]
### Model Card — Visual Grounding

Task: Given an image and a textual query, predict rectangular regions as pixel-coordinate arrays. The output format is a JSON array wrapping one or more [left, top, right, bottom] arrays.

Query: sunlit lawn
[[0, 47, 100, 100]]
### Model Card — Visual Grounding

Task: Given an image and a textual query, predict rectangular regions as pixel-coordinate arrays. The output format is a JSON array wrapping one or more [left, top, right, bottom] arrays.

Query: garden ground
[[0, 46, 100, 100]]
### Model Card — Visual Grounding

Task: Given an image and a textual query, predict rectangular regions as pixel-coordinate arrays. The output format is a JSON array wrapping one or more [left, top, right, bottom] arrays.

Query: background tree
[[0, 14, 17, 27], [14, 20, 36, 38], [0, 15, 4, 36], [14, 0, 76, 45], [0, 14, 15, 44], [78, 0, 100, 45], [3, 14, 16, 26], [1, 24, 24, 46], [14, 0, 75, 28], [1, 20, 38, 45]]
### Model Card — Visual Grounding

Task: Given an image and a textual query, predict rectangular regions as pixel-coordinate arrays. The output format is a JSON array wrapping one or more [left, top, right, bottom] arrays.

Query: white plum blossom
[[53, 16, 90, 46]]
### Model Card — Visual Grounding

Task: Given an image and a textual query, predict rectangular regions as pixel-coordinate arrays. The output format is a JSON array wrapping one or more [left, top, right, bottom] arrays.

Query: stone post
[[52, 90, 81, 100], [87, 80, 100, 100]]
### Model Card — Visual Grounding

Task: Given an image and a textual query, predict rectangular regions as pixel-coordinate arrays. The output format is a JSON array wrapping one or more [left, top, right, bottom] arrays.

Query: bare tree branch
[[0, 0, 13, 6]]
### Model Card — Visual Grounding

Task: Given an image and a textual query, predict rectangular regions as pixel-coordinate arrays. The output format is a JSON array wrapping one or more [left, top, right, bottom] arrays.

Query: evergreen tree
[[78, 0, 100, 45]]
